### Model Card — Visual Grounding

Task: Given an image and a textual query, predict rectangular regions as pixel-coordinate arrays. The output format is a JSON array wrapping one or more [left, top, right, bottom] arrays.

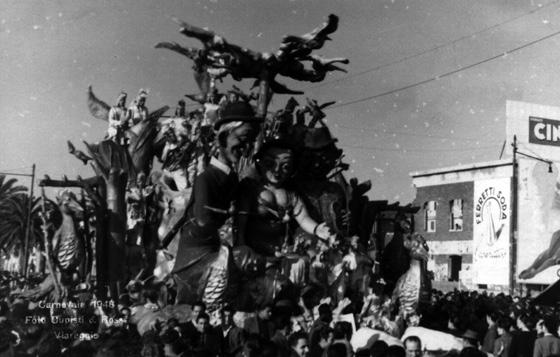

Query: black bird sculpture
[[67, 141, 93, 165]]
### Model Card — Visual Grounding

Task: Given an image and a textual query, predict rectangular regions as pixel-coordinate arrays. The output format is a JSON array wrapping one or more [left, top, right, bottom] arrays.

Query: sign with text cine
[[529, 116, 560, 146]]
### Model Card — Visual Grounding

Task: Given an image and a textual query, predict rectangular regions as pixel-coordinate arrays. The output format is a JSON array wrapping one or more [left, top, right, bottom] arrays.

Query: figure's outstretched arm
[[293, 195, 333, 240], [293, 196, 318, 232]]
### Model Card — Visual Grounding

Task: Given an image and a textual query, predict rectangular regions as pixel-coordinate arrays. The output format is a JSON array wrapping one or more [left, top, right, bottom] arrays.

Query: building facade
[[411, 160, 513, 291], [409, 100, 560, 293]]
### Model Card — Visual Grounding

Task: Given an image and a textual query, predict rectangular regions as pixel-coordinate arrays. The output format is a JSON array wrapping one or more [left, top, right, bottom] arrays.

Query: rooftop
[[410, 159, 512, 178]]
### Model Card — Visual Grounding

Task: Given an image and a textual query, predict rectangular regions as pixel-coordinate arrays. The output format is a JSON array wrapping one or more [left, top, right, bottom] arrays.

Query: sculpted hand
[[338, 297, 351, 309], [315, 222, 333, 240]]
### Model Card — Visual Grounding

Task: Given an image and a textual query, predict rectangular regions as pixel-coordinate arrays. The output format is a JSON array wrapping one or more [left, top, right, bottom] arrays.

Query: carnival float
[[17, 14, 430, 322]]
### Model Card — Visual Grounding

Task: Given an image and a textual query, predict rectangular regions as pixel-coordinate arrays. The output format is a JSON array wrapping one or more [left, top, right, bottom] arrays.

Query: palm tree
[[0, 175, 29, 272], [0, 175, 27, 204], [0, 193, 43, 273]]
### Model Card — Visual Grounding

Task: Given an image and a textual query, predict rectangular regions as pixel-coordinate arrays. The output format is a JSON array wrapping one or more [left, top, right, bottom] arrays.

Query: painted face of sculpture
[[136, 173, 146, 187], [221, 123, 255, 166], [259, 147, 294, 186], [56, 190, 83, 215], [117, 95, 127, 107], [404, 233, 429, 261]]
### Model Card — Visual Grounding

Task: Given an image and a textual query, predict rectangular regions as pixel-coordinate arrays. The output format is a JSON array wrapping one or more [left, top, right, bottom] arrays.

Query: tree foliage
[[0, 175, 27, 203], [0, 193, 43, 252]]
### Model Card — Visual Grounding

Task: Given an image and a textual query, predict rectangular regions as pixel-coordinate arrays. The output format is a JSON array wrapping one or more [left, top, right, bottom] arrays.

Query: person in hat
[[293, 126, 347, 240], [107, 91, 130, 144], [460, 329, 479, 348], [298, 126, 341, 179], [127, 89, 149, 127], [171, 96, 261, 304]]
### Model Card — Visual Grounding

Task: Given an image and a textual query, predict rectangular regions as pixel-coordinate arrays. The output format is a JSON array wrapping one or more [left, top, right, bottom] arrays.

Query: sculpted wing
[[172, 17, 217, 46], [154, 42, 201, 60], [87, 85, 111, 121]]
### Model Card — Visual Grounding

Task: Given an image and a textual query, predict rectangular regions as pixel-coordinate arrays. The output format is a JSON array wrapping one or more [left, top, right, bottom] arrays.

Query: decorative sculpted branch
[[155, 14, 348, 117]]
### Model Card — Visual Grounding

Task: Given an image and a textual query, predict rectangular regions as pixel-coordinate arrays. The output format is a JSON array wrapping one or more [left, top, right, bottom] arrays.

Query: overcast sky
[[2, 0, 560, 202]]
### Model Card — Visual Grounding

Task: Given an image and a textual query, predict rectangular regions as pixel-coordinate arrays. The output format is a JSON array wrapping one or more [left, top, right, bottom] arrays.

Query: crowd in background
[[2, 271, 560, 357]]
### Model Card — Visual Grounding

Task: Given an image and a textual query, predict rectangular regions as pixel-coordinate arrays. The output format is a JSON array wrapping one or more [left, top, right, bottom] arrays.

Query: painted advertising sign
[[517, 158, 560, 284], [507, 101, 560, 285], [472, 178, 511, 285]]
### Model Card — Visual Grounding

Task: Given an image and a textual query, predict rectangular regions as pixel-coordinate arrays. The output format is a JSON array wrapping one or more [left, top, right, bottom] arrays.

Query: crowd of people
[[1, 270, 560, 357]]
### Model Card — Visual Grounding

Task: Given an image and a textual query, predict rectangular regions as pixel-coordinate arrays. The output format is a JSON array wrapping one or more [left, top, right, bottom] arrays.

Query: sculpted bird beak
[[67, 200, 84, 212]]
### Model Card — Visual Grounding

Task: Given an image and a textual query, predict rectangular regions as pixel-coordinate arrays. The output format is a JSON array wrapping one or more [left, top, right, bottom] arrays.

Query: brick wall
[[412, 181, 474, 242]]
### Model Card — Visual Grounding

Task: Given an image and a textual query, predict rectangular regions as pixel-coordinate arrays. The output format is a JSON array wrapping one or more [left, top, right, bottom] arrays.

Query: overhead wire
[[306, 0, 560, 91], [333, 123, 484, 142], [340, 143, 500, 153], [0, 166, 32, 174], [327, 25, 560, 110]]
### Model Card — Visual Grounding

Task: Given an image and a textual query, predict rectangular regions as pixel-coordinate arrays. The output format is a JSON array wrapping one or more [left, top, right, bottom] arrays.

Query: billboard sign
[[507, 100, 560, 159], [529, 116, 560, 147], [517, 158, 560, 284], [506, 101, 560, 284], [472, 178, 511, 286]]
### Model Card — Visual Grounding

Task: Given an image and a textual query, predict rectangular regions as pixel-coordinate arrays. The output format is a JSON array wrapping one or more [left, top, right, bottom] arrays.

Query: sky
[[2, 0, 560, 203]]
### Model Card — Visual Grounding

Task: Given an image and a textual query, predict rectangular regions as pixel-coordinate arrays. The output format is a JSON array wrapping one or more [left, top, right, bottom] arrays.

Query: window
[[449, 199, 463, 232], [424, 201, 437, 232]]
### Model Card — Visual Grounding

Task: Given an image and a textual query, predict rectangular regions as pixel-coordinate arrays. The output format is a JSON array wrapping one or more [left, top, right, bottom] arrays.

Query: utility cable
[[328, 26, 560, 110], [334, 123, 484, 142], [340, 143, 500, 153], [307, 0, 560, 91]]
